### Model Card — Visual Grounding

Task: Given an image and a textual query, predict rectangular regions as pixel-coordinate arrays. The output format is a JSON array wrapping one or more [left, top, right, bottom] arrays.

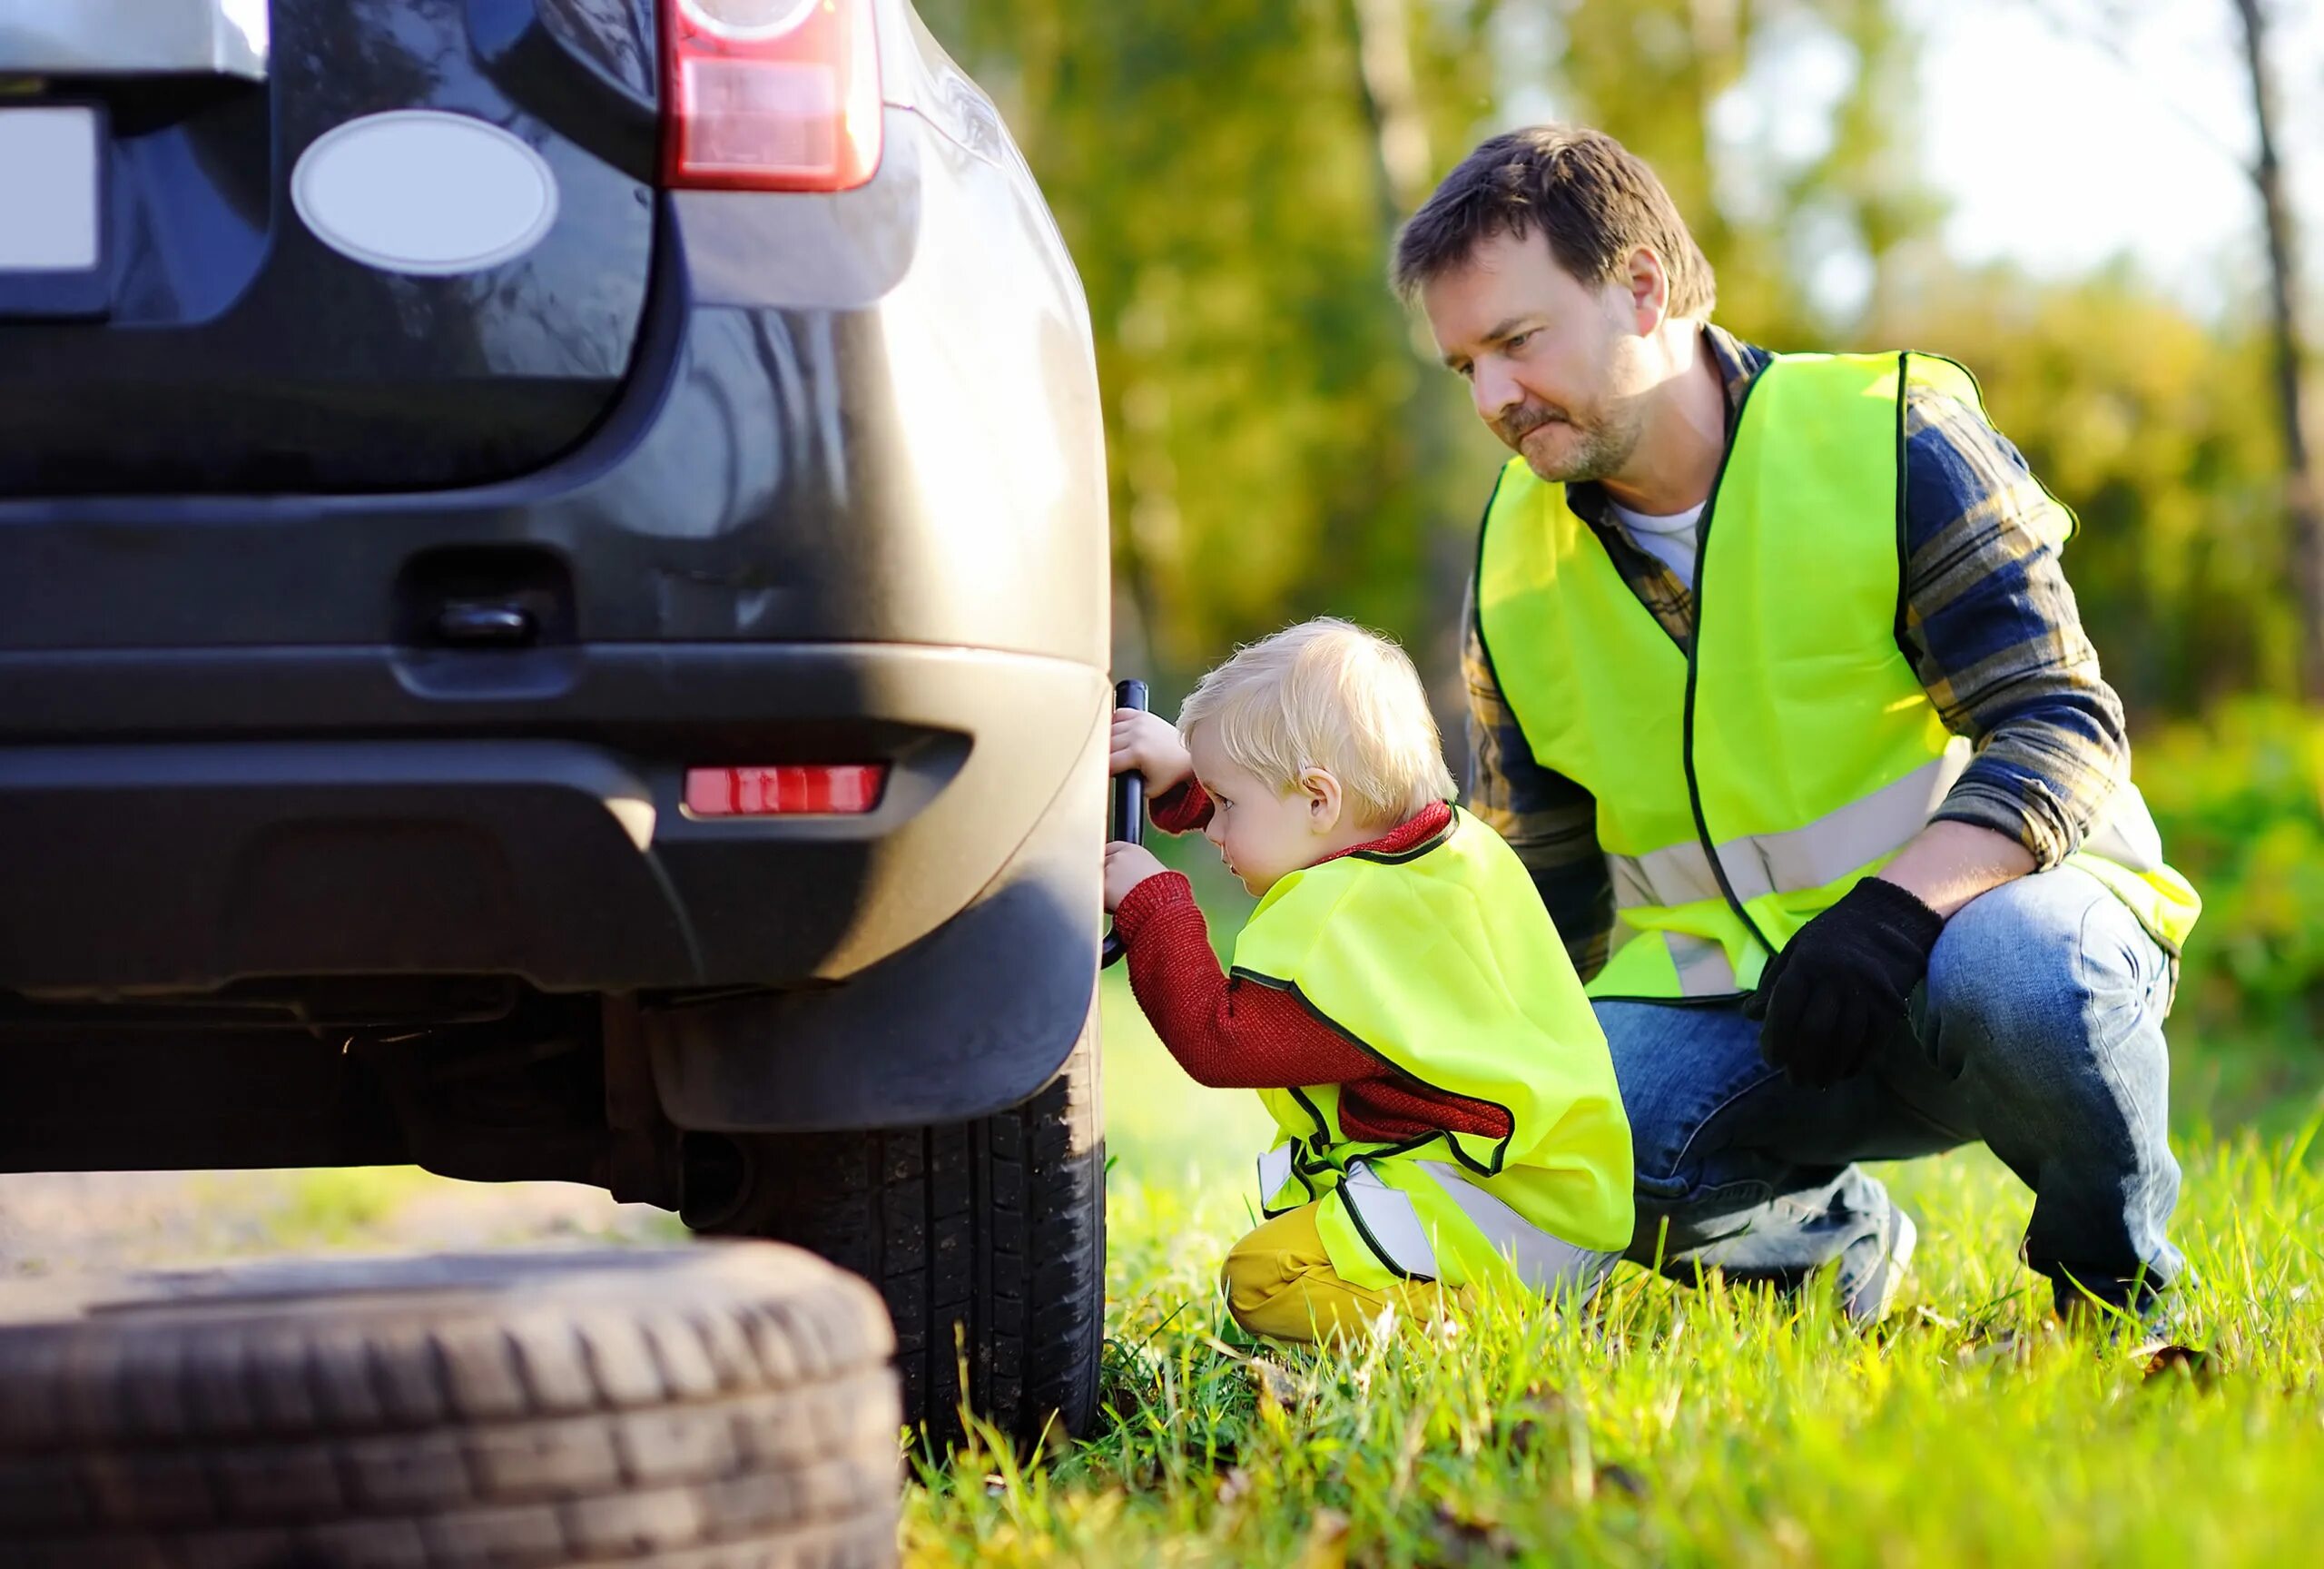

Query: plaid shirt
[[1463, 325, 2129, 980]]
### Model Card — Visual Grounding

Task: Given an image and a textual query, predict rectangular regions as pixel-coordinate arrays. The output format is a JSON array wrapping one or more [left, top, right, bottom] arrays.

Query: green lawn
[[905, 972, 2324, 1567]]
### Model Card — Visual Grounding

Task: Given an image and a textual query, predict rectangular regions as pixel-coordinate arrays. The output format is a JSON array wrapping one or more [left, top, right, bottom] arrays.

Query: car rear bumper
[[0, 641, 1107, 996]]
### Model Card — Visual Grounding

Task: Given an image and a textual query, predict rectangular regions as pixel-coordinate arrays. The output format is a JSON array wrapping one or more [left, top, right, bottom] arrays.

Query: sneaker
[[1837, 1206, 1917, 1328]]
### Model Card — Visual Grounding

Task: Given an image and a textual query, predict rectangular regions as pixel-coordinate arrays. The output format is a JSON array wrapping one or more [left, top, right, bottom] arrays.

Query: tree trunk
[[1348, 0, 1433, 218], [1344, 0, 1475, 766], [2231, 0, 2324, 696]]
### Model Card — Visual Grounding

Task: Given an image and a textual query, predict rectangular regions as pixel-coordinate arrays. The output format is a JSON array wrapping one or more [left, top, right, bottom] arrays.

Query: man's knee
[[1924, 870, 2162, 1076], [1595, 1001, 1771, 1186]]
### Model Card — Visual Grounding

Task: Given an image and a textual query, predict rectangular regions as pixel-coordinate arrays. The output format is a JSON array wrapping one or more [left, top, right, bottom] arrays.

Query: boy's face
[[1186, 723, 1332, 898]]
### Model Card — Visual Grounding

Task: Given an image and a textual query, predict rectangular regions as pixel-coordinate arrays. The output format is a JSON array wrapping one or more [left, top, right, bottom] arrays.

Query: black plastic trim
[[641, 690, 1105, 1131], [1588, 990, 1750, 1009]]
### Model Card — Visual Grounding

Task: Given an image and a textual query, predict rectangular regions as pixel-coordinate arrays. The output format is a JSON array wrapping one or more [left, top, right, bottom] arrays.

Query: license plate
[[0, 107, 102, 273]]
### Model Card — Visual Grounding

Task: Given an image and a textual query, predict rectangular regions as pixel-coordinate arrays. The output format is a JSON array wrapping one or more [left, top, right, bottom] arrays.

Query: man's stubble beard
[[1499, 321, 1655, 486], [1526, 413, 1638, 486], [1502, 398, 1645, 486]]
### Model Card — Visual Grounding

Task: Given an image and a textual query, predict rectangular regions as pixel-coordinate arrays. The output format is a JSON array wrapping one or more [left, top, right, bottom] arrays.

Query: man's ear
[[1298, 767, 1345, 835], [1622, 245, 1669, 335]]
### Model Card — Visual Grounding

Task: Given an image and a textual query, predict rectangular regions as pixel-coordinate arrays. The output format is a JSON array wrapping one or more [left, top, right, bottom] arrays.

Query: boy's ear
[[1297, 766, 1344, 834]]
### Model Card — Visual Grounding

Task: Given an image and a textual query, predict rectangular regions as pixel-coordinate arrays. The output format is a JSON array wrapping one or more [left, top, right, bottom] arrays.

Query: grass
[[902, 972, 2324, 1567], [251, 1166, 441, 1248]]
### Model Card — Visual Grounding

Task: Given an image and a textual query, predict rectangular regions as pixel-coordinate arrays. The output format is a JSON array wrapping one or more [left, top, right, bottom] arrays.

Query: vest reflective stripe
[[1256, 1143, 1295, 1209], [1338, 1163, 1439, 1280], [1236, 807, 1635, 1291], [1476, 350, 2201, 1004], [2083, 782, 2167, 872], [1333, 1160, 1622, 1298], [1610, 745, 1971, 912], [1599, 927, 1740, 999], [1666, 931, 1738, 996], [1409, 1162, 1620, 1297]]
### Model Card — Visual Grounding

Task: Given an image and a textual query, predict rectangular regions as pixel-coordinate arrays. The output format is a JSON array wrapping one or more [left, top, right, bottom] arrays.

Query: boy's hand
[[1110, 708, 1194, 796], [1104, 842, 1168, 913]]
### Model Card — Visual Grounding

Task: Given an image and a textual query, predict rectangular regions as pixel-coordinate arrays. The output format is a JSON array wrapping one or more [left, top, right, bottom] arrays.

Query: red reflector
[[663, 0, 882, 192], [684, 765, 888, 817]]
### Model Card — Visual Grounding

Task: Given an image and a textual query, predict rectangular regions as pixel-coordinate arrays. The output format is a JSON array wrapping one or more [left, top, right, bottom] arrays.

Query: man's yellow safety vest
[[1474, 350, 2200, 1002], [1234, 807, 1634, 1295]]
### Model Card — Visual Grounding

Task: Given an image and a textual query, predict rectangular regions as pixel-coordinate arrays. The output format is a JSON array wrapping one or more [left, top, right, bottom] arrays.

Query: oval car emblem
[[291, 111, 559, 276]]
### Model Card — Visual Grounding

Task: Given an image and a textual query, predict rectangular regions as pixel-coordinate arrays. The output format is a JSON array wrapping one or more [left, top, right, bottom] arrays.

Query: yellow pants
[[1221, 1202, 1470, 1346]]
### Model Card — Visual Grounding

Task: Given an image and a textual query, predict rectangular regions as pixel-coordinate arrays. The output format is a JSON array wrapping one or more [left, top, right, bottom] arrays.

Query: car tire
[[687, 1016, 1105, 1449], [0, 1245, 901, 1568]]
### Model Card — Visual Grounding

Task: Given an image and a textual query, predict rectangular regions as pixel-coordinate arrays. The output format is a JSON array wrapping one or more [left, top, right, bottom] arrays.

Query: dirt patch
[[0, 1169, 682, 1276]]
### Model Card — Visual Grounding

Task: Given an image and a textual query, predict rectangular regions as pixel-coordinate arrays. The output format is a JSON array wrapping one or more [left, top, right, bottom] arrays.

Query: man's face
[[1420, 228, 1650, 486]]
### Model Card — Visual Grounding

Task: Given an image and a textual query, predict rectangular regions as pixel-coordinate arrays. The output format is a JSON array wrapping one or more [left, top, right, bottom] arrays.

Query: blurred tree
[[1533, 0, 1944, 345], [916, 0, 1953, 701], [1869, 265, 2290, 714], [2228, 0, 2321, 696], [2020, 0, 2319, 696], [916, 0, 2296, 726], [921, 0, 1494, 696]]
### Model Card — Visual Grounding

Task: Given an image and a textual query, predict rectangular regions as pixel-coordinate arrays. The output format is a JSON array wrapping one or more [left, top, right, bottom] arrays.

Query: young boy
[[1104, 618, 1633, 1345]]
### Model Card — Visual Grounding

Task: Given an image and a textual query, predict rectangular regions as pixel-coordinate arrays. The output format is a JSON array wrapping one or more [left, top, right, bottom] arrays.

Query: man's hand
[[1110, 708, 1194, 795], [1105, 842, 1168, 913], [1744, 877, 1945, 1090]]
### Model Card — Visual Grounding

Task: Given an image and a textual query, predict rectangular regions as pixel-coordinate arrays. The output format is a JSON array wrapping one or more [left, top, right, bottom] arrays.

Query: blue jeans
[[1602, 866, 2182, 1312]]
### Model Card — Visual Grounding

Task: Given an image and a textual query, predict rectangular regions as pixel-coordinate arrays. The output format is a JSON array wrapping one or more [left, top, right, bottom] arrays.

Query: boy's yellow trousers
[[1222, 1201, 1470, 1345]]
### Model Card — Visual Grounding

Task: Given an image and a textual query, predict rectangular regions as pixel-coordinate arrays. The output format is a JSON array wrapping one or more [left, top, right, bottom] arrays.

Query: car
[[0, 0, 1110, 1445]]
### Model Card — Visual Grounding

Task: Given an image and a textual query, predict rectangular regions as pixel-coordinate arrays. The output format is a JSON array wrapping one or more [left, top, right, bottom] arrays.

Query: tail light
[[662, 0, 882, 192], [684, 765, 889, 817]]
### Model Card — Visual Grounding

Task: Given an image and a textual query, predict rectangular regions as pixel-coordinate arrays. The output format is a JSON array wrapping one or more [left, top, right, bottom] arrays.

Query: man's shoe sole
[[1848, 1209, 1917, 1327]]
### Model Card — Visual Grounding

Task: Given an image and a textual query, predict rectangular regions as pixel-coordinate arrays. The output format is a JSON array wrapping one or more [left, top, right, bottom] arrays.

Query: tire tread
[[0, 1247, 901, 1564], [700, 1023, 1105, 1446]]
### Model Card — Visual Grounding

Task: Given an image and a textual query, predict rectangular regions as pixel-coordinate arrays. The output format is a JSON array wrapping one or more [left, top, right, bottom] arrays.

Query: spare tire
[[0, 1244, 901, 1569]]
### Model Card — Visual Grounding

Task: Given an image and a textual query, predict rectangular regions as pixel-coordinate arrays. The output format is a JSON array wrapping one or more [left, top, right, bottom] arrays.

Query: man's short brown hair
[[1392, 125, 1717, 318]]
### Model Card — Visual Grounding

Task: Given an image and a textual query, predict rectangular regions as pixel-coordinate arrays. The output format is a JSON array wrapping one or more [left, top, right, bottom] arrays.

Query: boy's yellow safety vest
[[1234, 807, 1634, 1294], [1474, 350, 2200, 1002]]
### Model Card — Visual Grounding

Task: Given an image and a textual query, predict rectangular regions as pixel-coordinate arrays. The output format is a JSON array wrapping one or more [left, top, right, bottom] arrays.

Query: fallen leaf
[[1953, 1327, 2042, 1367], [1425, 1502, 1517, 1563], [1250, 1357, 1304, 1414], [1501, 1391, 1568, 1456], [2142, 1343, 2217, 1384], [1596, 1463, 1651, 1500], [1297, 1507, 1352, 1569]]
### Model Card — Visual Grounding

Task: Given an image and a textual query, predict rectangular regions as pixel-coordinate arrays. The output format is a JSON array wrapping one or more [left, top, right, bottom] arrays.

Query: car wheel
[[686, 1017, 1105, 1449], [0, 1245, 901, 1568]]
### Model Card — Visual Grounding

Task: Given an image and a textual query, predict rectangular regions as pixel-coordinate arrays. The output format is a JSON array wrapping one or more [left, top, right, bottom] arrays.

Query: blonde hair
[[1177, 617, 1458, 829]]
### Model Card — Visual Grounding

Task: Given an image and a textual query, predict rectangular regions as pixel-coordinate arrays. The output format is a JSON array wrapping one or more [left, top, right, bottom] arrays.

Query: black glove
[[1743, 877, 1944, 1090]]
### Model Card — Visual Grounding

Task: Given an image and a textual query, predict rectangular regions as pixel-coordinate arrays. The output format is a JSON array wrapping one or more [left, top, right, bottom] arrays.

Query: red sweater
[[1112, 782, 1512, 1145]]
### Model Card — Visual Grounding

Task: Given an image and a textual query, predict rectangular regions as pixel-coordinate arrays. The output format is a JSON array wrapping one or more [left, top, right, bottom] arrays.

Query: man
[[1395, 125, 2200, 1331]]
